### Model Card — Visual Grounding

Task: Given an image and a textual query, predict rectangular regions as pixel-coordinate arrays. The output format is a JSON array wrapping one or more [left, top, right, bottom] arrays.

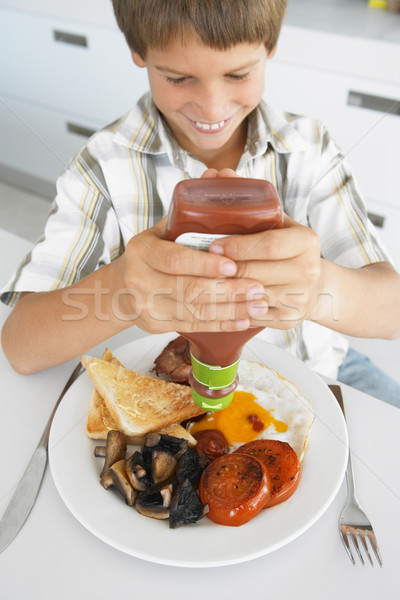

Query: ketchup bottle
[[165, 177, 283, 412]]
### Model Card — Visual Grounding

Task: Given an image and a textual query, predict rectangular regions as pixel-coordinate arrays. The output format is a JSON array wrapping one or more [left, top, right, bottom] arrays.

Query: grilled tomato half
[[199, 452, 271, 526]]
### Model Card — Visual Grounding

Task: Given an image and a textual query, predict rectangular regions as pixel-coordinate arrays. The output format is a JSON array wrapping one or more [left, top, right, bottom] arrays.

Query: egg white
[[232, 360, 315, 461]]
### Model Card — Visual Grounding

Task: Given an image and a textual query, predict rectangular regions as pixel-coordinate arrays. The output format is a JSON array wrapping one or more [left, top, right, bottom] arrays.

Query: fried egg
[[189, 359, 314, 461]]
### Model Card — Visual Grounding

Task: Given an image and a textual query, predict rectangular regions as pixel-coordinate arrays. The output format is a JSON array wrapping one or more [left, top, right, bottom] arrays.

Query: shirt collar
[[113, 92, 179, 156], [245, 100, 307, 157]]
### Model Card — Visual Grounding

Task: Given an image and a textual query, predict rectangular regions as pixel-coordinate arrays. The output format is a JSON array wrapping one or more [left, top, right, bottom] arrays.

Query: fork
[[329, 385, 383, 567]]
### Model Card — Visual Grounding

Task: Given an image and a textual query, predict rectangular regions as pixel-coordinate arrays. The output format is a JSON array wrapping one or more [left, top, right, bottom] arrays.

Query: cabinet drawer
[[0, 95, 103, 184], [265, 61, 400, 210], [0, 8, 148, 123], [0, 0, 116, 28], [277, 25, 400, 86]]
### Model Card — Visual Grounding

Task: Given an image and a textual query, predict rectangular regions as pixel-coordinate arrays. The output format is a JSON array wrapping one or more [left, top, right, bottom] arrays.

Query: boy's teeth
[[195, 120, 225, 131]]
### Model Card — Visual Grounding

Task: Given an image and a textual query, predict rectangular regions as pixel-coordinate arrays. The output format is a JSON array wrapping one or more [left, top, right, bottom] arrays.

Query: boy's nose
[[194, 84, 231, 122]]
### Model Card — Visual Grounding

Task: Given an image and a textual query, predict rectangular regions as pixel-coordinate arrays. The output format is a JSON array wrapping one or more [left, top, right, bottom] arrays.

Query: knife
[[0, 361, 84, 553]]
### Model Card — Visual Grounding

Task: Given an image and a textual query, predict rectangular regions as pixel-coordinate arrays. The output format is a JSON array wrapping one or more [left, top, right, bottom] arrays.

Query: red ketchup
[[165, 177, 283, 412], [192, 429, 229, 461]]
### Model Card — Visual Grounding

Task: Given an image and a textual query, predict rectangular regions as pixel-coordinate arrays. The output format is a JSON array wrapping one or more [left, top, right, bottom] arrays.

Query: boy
[[1, 0, 400, 405]]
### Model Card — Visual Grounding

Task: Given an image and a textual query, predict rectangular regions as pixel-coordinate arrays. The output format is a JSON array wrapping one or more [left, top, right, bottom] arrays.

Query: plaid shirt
[[1, 92, 390, 376]]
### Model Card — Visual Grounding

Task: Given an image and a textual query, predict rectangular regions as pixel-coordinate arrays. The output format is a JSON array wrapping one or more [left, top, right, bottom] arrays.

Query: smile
[[187, 116, 232, 133], [195, 119, 225, 131]]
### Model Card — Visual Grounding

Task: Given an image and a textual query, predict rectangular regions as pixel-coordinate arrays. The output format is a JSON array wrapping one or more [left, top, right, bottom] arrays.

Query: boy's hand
[[115, 217, 269, 334], [209, 214, 323, 329], [117, 167, 323, 333], [202, 167, 324, 329]]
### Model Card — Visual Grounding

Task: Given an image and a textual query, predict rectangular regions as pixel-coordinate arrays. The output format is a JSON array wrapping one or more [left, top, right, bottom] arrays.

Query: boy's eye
[[165, 72, 250, 85], [227, 72, 250, 81], [166, 76, 190, 85]]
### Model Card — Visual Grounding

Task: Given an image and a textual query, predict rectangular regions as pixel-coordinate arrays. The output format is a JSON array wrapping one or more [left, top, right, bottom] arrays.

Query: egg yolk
[[190, 390, 288, 446]]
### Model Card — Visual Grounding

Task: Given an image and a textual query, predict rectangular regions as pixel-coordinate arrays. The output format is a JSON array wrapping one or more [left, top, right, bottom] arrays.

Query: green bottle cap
[[190, 354, 240, 411]]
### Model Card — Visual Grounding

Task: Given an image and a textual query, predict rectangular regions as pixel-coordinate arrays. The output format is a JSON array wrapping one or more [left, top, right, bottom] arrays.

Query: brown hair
[[112, 0, 287, 57]]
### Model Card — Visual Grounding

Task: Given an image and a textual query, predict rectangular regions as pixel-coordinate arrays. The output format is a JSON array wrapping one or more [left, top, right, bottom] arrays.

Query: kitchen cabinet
[[265, 59, 400, 206], [0, 3, 148, 196], [0, 95, 103, 184], [0, 9, 148, 123], [0, 0, 116, 27], [265, 25, 400, 268]]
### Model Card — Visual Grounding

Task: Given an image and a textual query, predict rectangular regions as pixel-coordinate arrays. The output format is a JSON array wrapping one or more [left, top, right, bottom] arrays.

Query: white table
[[1, 227, 399, 599]]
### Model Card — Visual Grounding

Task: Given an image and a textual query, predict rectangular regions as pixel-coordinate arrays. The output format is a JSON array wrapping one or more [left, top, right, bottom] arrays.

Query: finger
[[142, 273, 266, 305], [209, 223, 320, 262], [247, 285, 314, 326], [217, 168, 241, 178], [233, 258, 291, 286], [200, 168, 241, 179], [234, 256, 320, 287], [282, 213, 299, 228], [201, 168, 219, 178], [254, 305, 306, 329], [127, 232, 238, 279], [136, 294, 268, 332]]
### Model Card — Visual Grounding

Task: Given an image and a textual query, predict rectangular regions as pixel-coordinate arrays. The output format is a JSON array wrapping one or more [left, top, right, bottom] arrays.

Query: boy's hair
[[112, 0, 287, 57]]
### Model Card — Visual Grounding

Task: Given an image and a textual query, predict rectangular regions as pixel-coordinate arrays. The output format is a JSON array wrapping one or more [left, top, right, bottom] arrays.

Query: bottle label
[[175, 232, 227, 252]]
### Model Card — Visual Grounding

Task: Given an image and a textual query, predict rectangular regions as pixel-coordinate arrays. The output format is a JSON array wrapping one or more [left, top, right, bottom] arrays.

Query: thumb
[[151, 215, 168, 237], [282, 213, 298, 228]]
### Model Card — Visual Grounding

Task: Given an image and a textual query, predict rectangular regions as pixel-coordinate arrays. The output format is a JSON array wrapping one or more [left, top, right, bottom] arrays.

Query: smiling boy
[[1, 0, 400, 405], [132, 38, 271, 170]]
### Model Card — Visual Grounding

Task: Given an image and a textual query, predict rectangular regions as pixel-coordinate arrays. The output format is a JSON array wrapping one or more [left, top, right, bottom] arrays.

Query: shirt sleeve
[[0, 147, 123, 308], [306, 123, 391, 268]]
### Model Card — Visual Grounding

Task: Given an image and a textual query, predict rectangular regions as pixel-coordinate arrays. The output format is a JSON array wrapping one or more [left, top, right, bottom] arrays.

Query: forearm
[[314, 261, 400, 339], [1, 227, 256, 373], [1, 262, 134, 374]]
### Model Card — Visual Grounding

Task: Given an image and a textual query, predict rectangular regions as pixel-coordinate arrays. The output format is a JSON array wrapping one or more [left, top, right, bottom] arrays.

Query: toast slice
[[86, 349, 124, 439], [82, 352, 204, 440]]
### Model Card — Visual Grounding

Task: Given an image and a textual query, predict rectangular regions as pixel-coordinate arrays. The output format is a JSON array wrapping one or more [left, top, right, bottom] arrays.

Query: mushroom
[[142, 433, 188, 464], [169, 479, 205, 529], [160, 483, 173, 508], [109, 460, 137, 506], [140, 433, 189, 487], [135, 489, 170, 520], [125, 451, 152, 492], [151, 450, 178, 486], [176, 448, 204, 486], [142, 433, 188, 482], [100, 430, 127, 489], [94, 446, 106, 458], [143, 432, 161, 449]]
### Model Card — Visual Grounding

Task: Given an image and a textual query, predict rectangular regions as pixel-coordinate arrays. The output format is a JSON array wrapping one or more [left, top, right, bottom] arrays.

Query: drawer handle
[[348, 90, 400, 116], [67, 122, 96, 138], [367, 212, 385, 229], [53, 30, 88, 48]]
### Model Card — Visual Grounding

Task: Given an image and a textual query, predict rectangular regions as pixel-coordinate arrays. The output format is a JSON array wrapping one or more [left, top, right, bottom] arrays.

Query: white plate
[[49, 333, 348, 568]]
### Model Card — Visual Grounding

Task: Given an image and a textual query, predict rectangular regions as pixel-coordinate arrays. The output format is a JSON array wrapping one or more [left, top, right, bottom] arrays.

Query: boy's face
[[132, 36, 273, 167]]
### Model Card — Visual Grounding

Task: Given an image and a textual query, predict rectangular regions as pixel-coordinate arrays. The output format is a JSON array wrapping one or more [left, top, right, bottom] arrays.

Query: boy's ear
[[131, 49, 146, 67], [267, 45, 277, 59]]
